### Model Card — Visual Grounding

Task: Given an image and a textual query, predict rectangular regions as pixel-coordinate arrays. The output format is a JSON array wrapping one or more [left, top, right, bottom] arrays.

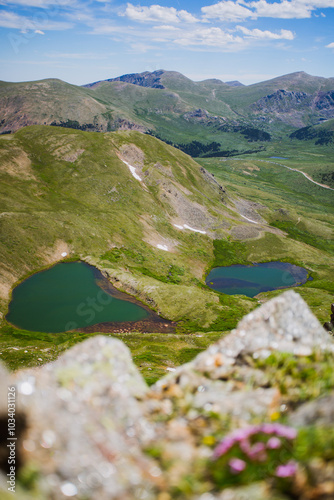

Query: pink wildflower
[[276, 461, 298, 478], [231, 426, 259, 442], [275, 425, 297, 440], [267, 437, 281, 449], [239, 439, 251, 454], [261, 423, 297, 440], [248, 442, 267, 462], [261, 423, 277, 434], [229, 458, 246, 474], [212, 436, 235, 459]]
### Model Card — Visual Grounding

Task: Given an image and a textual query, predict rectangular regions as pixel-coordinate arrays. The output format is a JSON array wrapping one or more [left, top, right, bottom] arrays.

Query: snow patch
[[240, 215, 259, 224], [157, 244, 169, 251], [183, 224, 206, 234], [173, 224, 206, 234], [61, 252, 68, 257], [166, 367, 176, 372], [121, 159, 142, 181]]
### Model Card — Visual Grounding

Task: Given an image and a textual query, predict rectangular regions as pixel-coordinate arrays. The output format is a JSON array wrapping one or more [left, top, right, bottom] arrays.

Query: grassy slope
[[0, 126, 256, 378], [197, 143, 334, 324], [0, 126, 333, 383], [0, 79, 110, 131], [2, 71, 334, 147]]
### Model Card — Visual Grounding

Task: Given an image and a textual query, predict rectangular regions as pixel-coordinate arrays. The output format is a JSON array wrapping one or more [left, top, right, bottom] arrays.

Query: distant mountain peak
[[83, 70, 248, 92], [83, 70, 166, 89], [225, 80, 245, 87]]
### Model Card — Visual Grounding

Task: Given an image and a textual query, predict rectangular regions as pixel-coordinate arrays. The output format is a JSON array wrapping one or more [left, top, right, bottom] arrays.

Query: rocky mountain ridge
[[1, 71, 334, 148], [252, 89, 334, 127], [83, 70, 245, 90]]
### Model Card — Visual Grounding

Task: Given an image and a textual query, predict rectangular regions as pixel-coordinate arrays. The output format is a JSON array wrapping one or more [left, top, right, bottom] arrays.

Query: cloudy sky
[[0, 0, 333, 85]]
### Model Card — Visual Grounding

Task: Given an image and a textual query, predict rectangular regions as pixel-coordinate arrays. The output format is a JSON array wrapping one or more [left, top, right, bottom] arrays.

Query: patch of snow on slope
[[121, 159, 142, 181], [157, 244, 169, 251], [240, 215, 259, 224], [173, 224, 206, 234]]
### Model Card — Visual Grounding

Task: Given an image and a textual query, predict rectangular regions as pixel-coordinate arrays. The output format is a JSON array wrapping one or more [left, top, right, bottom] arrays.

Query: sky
[[0, 0, 334, 86]]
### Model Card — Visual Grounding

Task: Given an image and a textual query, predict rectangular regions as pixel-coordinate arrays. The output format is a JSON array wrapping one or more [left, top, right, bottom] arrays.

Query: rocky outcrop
[[84, 70, 166, 90], [324, 303, 334, 333], [1, 291, 333, 499], [315, 90, 334, 114], [252, 89, 334, 126], [254, 89, 312, 113]]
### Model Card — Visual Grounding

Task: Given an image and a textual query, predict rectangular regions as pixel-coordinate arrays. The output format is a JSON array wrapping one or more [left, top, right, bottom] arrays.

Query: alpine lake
[[6, 261, 175, 334], [205, 261, 312, 298], [6, 260, 311, 334]]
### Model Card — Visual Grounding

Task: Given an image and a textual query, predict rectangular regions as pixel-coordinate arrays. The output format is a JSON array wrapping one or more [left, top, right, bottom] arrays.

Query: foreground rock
[[0, 291, 333, 499]]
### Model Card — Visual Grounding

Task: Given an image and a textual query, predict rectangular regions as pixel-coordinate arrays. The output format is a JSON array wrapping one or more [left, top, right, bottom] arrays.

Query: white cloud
[[250, 0, 312, 19], [0, 10, 73, 30], [34, 29, 45, 34], [2, 0, 75, 7], [87, 22, 135, 35], [326, 42, 334, 48], [237, 25, 295, 39], [303, 0, 334, 7], [152, 25, 180, 31], [202, 0, 334, 21], [173, 27, 244, 48], [124, 3, 199, 24], [202, 1, 254, 21], [0, 11, 26, 29]]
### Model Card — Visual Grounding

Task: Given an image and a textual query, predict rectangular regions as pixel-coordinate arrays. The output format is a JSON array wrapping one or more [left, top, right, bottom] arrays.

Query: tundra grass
[[197, 151, 334, 323], [0, 126, 255, 374], [0, 127, 333, 376], [0, 324, 223, 385]]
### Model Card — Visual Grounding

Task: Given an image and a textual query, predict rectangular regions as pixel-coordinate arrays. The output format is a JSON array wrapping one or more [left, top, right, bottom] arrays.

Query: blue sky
[[0, 0, 333, 85]]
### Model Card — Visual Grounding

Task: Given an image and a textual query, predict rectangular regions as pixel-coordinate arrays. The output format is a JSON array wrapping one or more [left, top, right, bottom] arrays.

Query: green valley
[[0, 122, 333, 383]]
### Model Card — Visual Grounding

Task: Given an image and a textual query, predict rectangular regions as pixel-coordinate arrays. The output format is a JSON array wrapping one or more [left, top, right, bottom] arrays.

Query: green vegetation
[[145, 348, 334, 498], [0, 125, 257, 378], [270, 220, 334, 254], [212, 238, 248, 267], [254, 351, 334, 405], [0, 124, 333, 380], [289, 119, 334, 146], [0, 325, 223, 385]]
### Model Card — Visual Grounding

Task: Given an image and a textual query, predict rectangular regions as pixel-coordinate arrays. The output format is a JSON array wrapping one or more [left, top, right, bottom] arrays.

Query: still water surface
[[7, 262, 149, 333], [206, 261, 310, 298]]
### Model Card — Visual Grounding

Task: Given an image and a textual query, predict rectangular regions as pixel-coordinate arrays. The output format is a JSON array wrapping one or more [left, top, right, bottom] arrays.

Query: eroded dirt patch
[[0, 148, 35, 180], [42, 240, 71, 265]]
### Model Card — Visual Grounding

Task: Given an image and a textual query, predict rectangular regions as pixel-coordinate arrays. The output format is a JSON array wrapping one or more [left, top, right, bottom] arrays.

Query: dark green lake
[[6, 262, 149, 333], [206, 262, 311, 298]]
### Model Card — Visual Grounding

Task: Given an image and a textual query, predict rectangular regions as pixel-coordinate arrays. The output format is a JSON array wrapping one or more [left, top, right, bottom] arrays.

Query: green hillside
[[0, 126, 333, 382], [1, 71, 334, 154]]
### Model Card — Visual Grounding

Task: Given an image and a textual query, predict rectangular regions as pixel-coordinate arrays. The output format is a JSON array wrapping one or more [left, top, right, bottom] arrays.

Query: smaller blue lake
[[206, 262, 311, 298]]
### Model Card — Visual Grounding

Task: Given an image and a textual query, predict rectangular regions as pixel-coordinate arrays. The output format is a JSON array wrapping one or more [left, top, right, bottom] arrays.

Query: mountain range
[[1, 70, 334, 156], [0, 69, 333, 380]]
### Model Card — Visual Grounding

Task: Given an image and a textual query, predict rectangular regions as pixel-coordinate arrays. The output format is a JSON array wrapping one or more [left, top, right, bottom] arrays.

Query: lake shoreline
[[6, 260, 177, 334]]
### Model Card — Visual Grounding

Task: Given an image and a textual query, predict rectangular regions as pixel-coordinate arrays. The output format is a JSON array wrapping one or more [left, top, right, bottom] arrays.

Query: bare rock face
[[323, 303, 334, 333], [289, 392, 334, 427], [10, 337, 159, 500], [0, 291, 333, 499]]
